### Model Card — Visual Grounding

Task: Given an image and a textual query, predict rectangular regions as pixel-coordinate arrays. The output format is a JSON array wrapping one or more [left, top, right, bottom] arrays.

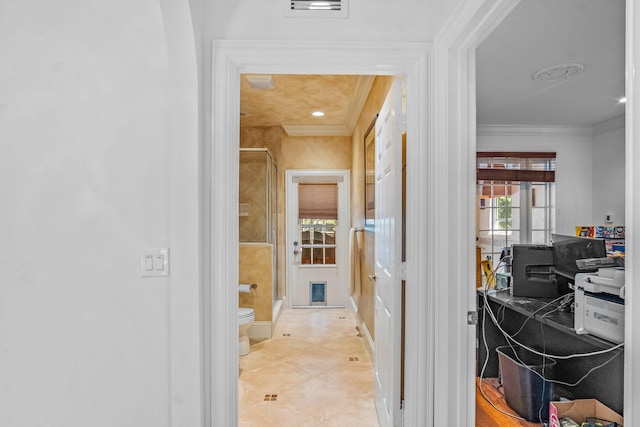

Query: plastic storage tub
[[497, 345, 556, 422]]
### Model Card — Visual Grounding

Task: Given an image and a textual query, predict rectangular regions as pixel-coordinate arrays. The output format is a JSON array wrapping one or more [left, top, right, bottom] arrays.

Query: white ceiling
[[239, 0, 626, 133], [476, 0, 625, 127]]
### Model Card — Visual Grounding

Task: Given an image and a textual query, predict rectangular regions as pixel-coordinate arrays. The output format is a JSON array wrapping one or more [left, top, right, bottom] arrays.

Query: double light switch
[[141, 248, 169, 277]]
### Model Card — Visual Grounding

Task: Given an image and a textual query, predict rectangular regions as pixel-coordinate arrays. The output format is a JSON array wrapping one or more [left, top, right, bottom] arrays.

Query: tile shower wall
[[239, 150, 274, 243], [241, 127, 285, 301]]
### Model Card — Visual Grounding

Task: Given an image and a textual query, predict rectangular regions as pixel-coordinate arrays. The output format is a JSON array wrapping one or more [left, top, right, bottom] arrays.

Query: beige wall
[[282, 135, 352, 170], [239, 243, 273, 322], [240, 126, 283, 160], [350, 76, 394, 340]]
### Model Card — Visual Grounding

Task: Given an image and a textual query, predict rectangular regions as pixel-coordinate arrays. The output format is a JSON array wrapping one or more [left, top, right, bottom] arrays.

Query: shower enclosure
[[239, 148, 278, 302]]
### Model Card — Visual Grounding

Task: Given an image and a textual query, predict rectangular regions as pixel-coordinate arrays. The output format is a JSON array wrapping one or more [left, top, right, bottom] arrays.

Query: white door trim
[[285, 169, 350, 309], [625, 0, 639, 422], [431, 2, 523, 425], [207, 40, 431, 426]]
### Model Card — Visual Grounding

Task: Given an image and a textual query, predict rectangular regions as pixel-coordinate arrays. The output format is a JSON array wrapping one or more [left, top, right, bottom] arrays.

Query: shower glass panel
[[239, 148, 278, 300]]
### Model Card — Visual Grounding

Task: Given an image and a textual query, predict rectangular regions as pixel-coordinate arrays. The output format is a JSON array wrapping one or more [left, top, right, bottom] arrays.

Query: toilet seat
[[238, 307, 255, 324]]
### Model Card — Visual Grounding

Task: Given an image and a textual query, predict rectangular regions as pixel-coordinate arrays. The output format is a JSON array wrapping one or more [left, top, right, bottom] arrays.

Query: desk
[[477, 289, 624, 415]]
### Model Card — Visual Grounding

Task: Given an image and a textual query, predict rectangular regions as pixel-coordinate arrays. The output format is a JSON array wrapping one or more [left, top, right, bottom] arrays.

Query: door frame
[[433, 1, 523, 424], [285, 169, 351, 309], [208, 40, 432, 426]]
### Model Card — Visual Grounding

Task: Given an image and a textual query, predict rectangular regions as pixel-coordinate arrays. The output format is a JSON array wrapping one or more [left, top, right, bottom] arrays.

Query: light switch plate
[[141, 248, 169, 277]]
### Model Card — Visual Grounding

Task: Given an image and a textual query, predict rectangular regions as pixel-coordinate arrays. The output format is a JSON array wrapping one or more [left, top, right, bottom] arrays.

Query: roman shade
[[298, 183, 338, 219]]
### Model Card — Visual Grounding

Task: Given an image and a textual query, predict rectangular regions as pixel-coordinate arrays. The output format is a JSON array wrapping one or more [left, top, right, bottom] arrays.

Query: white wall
[[593, 117, 626, 226], [207, 0, 441, 41], [0, 1, 200, 426]]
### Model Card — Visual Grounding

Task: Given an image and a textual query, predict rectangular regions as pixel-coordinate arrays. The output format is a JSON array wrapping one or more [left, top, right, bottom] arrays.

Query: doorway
[[208, 41, 433, 426], [285, 170, 350, 308]]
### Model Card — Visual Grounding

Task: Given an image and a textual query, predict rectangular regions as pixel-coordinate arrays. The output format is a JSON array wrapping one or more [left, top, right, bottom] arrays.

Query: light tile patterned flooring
[[239, 308, 380, 427]]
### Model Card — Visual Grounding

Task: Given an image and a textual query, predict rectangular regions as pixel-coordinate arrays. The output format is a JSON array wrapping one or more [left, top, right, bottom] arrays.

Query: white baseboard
[[348, 295, 358, 312], [348, 296, 374, 358], [358, 314, 375, 359]]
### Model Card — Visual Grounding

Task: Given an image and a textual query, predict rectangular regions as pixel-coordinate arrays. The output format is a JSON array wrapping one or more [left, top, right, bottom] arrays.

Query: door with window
[[286, 170, 350, 308]]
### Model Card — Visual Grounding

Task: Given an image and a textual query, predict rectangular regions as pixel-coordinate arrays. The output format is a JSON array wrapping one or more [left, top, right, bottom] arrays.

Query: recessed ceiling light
[[312, 111, 325, 117]]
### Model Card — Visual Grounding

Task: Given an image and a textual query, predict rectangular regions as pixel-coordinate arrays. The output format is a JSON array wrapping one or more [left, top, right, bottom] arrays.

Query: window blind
[[477, 152, 556, 183], [298, 183, 338, 219]]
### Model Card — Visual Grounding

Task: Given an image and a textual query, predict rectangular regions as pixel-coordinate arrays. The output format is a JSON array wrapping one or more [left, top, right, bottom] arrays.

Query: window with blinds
[[298, 183, 338, 265], [476, 152, 556, 264]]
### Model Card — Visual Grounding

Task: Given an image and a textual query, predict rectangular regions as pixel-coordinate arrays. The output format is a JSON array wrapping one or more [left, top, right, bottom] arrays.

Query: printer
[[574, 266, 625, 344]]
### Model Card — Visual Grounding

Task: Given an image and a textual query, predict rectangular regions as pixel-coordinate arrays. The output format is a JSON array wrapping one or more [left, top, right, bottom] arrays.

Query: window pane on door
[[298, 219, 337, 265], [301, 247, 311, 264], [324, 247, 336, 264]]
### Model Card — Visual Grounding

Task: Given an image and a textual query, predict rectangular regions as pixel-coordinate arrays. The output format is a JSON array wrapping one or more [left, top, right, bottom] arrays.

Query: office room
[[473, 1, 626, 425]]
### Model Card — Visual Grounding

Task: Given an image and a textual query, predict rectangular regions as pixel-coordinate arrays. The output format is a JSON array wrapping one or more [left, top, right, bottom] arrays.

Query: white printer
[[574, 267, 625, 344]]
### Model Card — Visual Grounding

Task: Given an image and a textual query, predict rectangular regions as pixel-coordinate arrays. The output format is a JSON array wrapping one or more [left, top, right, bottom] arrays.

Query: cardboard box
[[549, 399, 623, 427]]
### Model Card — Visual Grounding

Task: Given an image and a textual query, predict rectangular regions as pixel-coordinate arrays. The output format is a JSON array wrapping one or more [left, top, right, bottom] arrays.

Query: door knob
[[368, 274, 377, 282]]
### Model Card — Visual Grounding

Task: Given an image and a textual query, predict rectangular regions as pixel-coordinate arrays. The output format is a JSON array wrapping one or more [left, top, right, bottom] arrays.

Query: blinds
[[477, 152, 556, 183], [298, 183, 338, 219]]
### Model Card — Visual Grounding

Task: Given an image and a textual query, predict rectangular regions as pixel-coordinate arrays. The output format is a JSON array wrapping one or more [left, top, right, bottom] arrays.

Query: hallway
[[238, 308, 379, 426]]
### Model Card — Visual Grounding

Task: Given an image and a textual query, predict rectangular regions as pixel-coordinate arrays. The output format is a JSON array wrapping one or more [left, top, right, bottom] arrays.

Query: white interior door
[[374, 78, 404, 427], [286, 170, 350, 308]]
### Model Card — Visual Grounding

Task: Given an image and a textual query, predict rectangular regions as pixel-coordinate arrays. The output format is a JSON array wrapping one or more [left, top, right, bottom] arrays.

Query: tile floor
[[239, 308, 380, 427]]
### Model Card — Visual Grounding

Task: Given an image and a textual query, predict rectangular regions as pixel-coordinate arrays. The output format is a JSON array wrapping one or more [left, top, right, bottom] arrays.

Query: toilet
[[238, 306, 255, 356]]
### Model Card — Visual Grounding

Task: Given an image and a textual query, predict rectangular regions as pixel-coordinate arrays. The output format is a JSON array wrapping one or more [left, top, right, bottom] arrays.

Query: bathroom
[[237, 74, 394, 352]]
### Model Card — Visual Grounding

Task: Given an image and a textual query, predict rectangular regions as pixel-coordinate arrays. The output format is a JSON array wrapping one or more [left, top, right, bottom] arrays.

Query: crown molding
[[344, 75, 375, 134], [592, 115, 625, 135], [477, 124, 594, 137], [282, 124, 351, 136]]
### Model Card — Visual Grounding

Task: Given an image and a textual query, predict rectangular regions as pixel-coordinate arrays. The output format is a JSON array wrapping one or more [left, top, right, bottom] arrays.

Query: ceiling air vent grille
[[291, 1, 342, 10], [284, 0, 348, 18]]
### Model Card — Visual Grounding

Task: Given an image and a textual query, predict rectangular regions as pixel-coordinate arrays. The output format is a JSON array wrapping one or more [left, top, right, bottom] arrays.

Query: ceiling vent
[[284, 0, 348, 18], [245, 75, 275, 90], [532, 63, 585, 82]]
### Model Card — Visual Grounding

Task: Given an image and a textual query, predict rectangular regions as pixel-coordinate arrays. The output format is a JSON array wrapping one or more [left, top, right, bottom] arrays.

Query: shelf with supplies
[[575, 225, 624, 254]]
